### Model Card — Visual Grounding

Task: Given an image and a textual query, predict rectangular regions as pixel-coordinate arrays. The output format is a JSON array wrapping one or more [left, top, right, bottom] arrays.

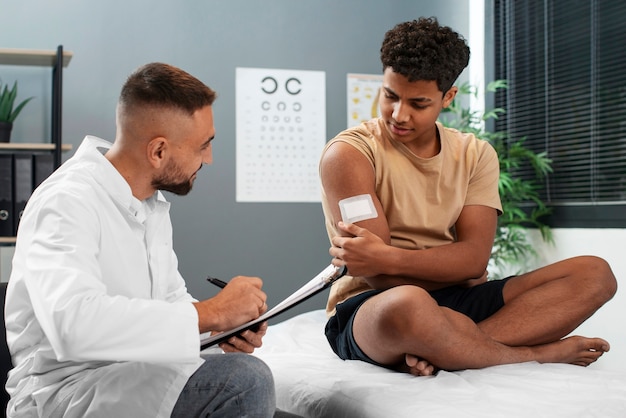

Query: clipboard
[[200, 264, 347, 350]]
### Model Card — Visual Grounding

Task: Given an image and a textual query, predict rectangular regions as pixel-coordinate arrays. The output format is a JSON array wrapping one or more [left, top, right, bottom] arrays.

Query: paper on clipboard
[[200, 264, 347, 349]]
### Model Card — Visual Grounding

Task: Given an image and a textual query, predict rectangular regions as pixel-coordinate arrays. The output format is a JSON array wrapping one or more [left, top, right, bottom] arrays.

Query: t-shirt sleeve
[[465, 141, 503, 214]]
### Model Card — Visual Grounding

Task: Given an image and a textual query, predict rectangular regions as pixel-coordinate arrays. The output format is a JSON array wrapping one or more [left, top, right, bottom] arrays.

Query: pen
[[205, 275, 261, 334], [206, 276, 228, 288]]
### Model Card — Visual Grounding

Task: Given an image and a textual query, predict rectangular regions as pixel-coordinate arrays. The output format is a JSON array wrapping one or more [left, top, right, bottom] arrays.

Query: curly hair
[[380, 17, 470, 93]]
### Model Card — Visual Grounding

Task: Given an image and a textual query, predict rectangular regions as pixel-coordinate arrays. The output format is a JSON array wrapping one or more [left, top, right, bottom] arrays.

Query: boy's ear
[[147, 137, 168, 169], [442, 86, 458, 109]]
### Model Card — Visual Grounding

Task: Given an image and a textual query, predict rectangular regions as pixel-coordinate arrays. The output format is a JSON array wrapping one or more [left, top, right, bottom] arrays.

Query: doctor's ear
[[147, 137, 168, 169]]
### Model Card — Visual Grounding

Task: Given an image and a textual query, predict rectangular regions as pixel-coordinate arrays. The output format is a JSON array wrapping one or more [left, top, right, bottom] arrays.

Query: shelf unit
[[0, 46, 73, 244], [0, 46, 73, 167], [0, 143, 72, 151]]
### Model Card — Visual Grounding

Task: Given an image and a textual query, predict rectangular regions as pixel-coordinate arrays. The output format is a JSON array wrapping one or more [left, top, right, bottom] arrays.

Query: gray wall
[[1, 0, 470, 320]]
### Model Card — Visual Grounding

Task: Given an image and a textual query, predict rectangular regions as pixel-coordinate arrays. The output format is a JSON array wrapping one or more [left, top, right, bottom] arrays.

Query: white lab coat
[[5, 136, 204, 417]]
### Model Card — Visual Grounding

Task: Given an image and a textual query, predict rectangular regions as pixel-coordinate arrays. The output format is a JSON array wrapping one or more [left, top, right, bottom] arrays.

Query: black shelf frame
[[51, 45, 64, 168]]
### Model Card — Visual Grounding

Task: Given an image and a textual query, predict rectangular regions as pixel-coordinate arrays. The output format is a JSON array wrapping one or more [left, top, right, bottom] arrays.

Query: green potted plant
[[0, 80, 34, 143], [439, 80, 553, 277]]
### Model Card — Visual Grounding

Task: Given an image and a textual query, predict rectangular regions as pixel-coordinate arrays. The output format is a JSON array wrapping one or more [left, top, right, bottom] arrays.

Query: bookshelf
[[0, 46, 73, 243], [0, 46, 73, 166]]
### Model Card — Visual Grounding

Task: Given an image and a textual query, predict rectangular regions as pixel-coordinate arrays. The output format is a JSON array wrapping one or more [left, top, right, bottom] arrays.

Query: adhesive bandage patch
[[338, 194, 378, 224]]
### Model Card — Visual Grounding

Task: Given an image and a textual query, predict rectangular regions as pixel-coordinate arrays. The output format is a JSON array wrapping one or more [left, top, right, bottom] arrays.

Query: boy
[[320, 18, 617, 376]]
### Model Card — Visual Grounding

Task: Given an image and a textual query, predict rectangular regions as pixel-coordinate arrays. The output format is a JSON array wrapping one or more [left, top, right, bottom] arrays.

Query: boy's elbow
[[469, 255, 490, 279]]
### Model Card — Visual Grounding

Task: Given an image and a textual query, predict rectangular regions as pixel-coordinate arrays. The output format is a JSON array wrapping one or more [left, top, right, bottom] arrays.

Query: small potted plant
[[0, 80, 34, 143]]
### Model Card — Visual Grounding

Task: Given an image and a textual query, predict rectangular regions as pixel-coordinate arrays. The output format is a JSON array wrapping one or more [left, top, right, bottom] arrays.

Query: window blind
[[493, 0, 626, 227]]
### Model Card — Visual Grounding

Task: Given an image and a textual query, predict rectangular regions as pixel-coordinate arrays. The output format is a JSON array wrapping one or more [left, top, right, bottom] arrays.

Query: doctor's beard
[[152, 161, 201, 196]]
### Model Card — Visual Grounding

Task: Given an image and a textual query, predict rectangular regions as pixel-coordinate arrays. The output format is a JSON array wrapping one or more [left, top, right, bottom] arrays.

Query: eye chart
[[236, 67, 326, 202], [347, 73, 383, 128]]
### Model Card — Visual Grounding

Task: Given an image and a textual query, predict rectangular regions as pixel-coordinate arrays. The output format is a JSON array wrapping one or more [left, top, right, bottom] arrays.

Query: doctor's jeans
[[171, 352, 276, 418]]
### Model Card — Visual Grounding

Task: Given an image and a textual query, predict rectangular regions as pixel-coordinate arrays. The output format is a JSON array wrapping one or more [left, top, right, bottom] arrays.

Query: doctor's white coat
[[5, 136, 204, 417]]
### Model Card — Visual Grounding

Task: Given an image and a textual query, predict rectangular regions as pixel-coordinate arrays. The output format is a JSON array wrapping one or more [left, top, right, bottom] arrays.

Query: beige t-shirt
[[320, 119, 502, 315]]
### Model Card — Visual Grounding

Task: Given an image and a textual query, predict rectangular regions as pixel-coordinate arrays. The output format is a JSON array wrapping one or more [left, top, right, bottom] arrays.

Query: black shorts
[[325, 277, 514, 367]]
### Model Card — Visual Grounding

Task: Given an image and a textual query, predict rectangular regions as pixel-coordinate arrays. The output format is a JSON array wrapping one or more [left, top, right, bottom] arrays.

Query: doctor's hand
[[218, 322, 268, 354], [193, 276, 267, 334], [330, 222, 390, 277]]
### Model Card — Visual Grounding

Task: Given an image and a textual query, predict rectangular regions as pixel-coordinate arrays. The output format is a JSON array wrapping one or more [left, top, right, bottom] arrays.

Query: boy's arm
[[320, 141, 497, 291]]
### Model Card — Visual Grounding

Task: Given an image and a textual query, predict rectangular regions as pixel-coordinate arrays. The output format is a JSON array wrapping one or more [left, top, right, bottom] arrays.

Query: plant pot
[[0, 122, 12, 143]]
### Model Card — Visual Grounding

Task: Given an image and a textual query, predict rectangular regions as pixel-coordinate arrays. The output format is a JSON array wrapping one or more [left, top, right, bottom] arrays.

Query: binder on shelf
[[33, 153, 54, 189], [13, 154, 33, 236], [0, 155, 13, 237]]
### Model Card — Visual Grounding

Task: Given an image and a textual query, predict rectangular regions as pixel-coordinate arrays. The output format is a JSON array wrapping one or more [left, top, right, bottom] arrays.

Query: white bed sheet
[[254, 310, 626, 418]]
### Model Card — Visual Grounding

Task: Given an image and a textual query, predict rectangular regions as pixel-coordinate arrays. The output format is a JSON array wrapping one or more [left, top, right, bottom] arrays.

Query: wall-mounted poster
[[236, 67, 326, 202], [347, 73, 383, 128]]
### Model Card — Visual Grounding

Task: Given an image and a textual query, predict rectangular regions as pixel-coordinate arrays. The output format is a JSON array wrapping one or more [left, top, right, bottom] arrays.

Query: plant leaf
[[438, 79, 553, 269], [0, 80, 34, 123]]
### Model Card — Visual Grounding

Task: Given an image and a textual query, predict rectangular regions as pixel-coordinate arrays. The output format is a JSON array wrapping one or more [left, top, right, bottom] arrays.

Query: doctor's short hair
[[380, 17, 470, 94], [119, 62, 217, 116]]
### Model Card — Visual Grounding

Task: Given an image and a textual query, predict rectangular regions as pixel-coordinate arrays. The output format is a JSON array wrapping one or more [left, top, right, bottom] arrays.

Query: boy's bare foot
[[535, 336, 610, 366], [401, 354, 437, 376]]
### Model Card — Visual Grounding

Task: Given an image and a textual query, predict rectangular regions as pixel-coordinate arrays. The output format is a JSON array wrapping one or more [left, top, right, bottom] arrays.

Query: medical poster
[[347, 73, 383, 128], [236, 67, 326, 202]]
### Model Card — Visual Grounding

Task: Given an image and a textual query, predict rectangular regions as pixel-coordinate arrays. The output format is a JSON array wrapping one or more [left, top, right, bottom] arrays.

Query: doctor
[[5, 63, 276, 417]]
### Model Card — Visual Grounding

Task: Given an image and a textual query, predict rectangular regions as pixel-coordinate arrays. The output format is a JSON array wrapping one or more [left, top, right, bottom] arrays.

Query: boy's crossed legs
[[350, 256, 617, 376]]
